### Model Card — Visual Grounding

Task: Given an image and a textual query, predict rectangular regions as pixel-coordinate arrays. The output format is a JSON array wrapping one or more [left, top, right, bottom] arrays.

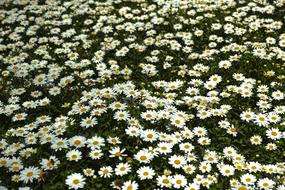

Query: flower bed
[[0, 0, 284, 189]]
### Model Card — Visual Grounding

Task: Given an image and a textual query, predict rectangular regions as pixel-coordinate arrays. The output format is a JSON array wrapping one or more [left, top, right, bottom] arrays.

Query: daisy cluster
[[0, 0, 285, 189]]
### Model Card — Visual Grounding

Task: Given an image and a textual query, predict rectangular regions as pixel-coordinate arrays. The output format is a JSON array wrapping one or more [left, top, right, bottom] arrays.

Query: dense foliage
[[0, 0, 285, 189]]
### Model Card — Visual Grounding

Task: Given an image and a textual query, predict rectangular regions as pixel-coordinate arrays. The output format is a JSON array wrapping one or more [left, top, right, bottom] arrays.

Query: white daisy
[[257, 178, 275, 189], [171, 174, 187, 189], [254, 113, 269, 127], [156, 175, 172, 188], [266, 128, 282, 140], [184, 183, 200, 190], [98, 166, 113, 178], [240, 110, 255, 122], [89, 149, 103, 160], [219, 164, 235, 176], [247, 162, 262, 173], [199, 161, 212, 173], [66, 150, 82, 162], [134, 150, 153, 163], [80, 117, 97, 128], [20, 166, 41, 183], [169, 155, 187, 169], [240, 173, 256, 185], [114, 163, 131, 176], [121, 180, 139, 190], [65, 173, 86, 189], [170, 115, 186, 128], [183, 164, 196, 174], [137, 166, 155, 180], [156, 142, 173, 155], [109, 146, 127, 160]]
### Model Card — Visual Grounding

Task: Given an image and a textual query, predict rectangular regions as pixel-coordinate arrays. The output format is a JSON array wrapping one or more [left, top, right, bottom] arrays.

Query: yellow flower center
[[26, 172, 33, 177], [74, 140, 81, 145], [73, 179, 80, 185], [174, 160, 181, 165], [147, 134, 153, 138], [115, 152, 122, 157], [162, 179, 170, 184], [176, 179, 182, 184], [238, 186, 248, 190], [143, 172, 149, 176]]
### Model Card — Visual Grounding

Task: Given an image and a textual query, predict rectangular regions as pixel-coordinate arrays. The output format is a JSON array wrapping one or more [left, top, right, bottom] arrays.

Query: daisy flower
[[141, 110, 157, 121], [169, 155, 187, 169], [247, 162, 262, 173], [98, 166, 113, 178], [250, 135, 263, 145], [179, 142, 194, 153], [137, 166, 155, 180], [89, 149, 103, 160], [219, 164, 235, 176], [184, 183, 200, 190], [266, 128, 282, 140], [86, 136, 105, 149], [69, 136, 86, 148], [156, 142, 173, 155], [257, 178, 275, 189], [134, 150, 153, 163], [156, 175, 172, 188], [19, 166, 41, 183], [240, 173, 256, 185], [183, 164, 196, 174], [272, 90, 284, 100], [240, 110, 255, 122], [65, 173, 86, 189], [107, 137, 122, 145], [193, 127, 207, 137], [114, 163, 131, 176], [267, 112, 281, 123], [141, 129, 158, 142], [254, 113, 269, 127], [171, 174, 187, 189], [218, 60, 232, 69], [40, 156, 60, 171], [66, 150, 82, 162], [121, 180, 139, 190], [80, 117, 97, 128], [83, 168, 95, 177], [114, 111, 130, 121], [125, 126, 141, 137], [199, 161, 212, 173], [109, 146, 127, 160]]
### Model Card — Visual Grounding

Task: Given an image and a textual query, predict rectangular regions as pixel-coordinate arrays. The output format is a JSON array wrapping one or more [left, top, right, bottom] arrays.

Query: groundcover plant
[[0, 0, 285, 189]]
